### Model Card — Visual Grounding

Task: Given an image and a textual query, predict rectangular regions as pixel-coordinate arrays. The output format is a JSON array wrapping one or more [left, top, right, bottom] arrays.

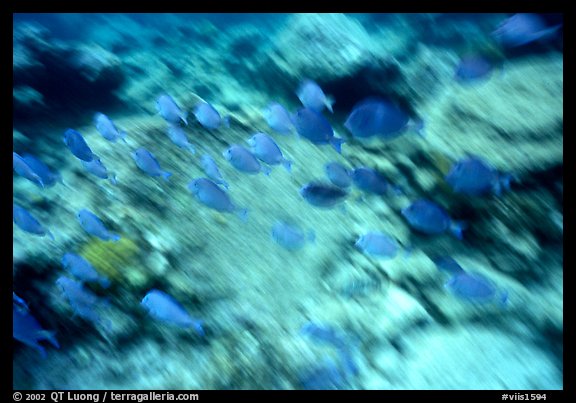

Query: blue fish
[[63, 129, 94, 162], [246, 133, 292, 172], [300, 322, 359, 379], [344, 97, 420, 139], [187, 178, 248, 219], [13, 204, 54, 240], [223, 144, 270, 175], [445, 156, 511, 196], [455, 55, 494, 82], [351, 167, 388, 195], [300, 182, 348, 208], [262, 102, 293, 134], [193, 102, 229, 130], [141, 289, 204, 336], [432, 256, 466, 275], [132, 147, 172, 181], [299, 356, 345, 390], [445, 272, 508, 305], [77, 208, 120, 241], [156, 94, 188, 125], [291, 108, 344, 153], [94, 112, 127, 142], [271, 221, 315, 251], [324, 162, 352, 188], [355, 231, 399, 259], [56, 276, 111, 329], [401, 199, 466, 239], [13, 152, 44, 188], [200, 154, 229, 189], [167, 124, 196, 155], [82, 155, 117, 184], [13, 295, 59, 358], [296, 79, 334, 113], [492, 13, 561, 47], [21, 153, 61, 188], [61, 253, 110, 287]]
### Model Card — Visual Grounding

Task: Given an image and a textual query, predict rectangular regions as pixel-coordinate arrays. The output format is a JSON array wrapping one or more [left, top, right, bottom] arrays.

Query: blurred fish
[[13, 204, 54, 240], [94, 112, 127, 143], [455, 55, 494, 82], [56, 276, 110, 329], [61, 253, 110, 287], [132, 147, 172, 181], [21, 153, 61, 188], [193, 101, 229, 130], [296, 79, 334, 113], [401, 199, 466, 239], [344, 97, 422, 139], [300, 322, 359, 378], [351, 167, 388, 195], [246, 133, 292, 172], [82, 155, 117, 184], [77, 208, 120, 241], [445, 156, 512, 196], [355, 231, 399, 259], [13, 292, 29, 311], [13, 296, 59, 358], [187, 178, 248, 219], [299, 356, 345, 390], [200, 154, 229, 189], [13, 152, 44, 188], [300, 182, 348, 208], [263, 102, 293, 134], [324, 162, 352, 188], [167, 124, 196, 155], [432, 256, 466, 275], [223, 144, 270, 175], [291, 108, 344, 153], [271, 220, 315, 251], [63, 129, 94, 162], [156, 94, 188, 125], [445, 272, 508, 305], [492, 13, 561, 47], [141, 289, 204, 335]]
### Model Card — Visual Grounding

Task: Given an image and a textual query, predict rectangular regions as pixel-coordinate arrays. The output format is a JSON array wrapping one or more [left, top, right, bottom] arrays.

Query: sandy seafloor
[[13, 13, 563, 390]]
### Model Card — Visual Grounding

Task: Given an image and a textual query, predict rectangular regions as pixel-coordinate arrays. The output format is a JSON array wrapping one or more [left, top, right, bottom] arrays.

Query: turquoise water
[[13, 13, 563, 390]]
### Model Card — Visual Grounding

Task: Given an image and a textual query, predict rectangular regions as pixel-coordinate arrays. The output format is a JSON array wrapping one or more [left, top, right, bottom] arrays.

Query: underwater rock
[[425, 56, 562, 174], [269, 13, 376, 82], [396, 325, 562, 389]]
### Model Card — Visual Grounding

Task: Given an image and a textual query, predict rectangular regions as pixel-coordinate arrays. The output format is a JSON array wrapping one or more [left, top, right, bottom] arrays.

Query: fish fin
[[533, 24, 562, 43], [493, 173, 513, 196], [162, 171, 173, 181], [261, 165, 272, 176], [223, 116, 231, 128], [120, 131, 128, 143], [99, 277, 111, 288], [46, 230, 56, 241], [307, 230, 316, 243], [37, 330, 60, 349], [410, 118, 426, 137], [330, 137, 345, 154], [192, 320, 205, 337], [325, 95, 335, 113], [181, 112, 188, 126], [236, 208, 249, 222], [110, 233, 121, 242], [282, 159, 292, 173], [187, 144, 197, 155], [219, 181, 230, 190], [109, 174, 118, 185], [34, 343, 48, 358], [449, 220, 467, 240], [498, 290, 509, 308]]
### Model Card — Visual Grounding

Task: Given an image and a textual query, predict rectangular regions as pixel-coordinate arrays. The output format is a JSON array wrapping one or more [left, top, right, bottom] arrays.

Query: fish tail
[[187, 144, 197, 155], [261, 165, 272, 176], [236, 208, 249, 222], [110, 233, 121, 242], [109, 174, 118, 185], [411, 118, 426, 137], [449, 220, 467, 240], [46, 230, 56, 241], [219, 180, 230, 190], [282, 159, 292, 173], [307, 230, 316, 243], [223, 116, 231, 128], [162, 171, 173, 181], [193, 320, 205, 337], [181, 112, 189, 126], [330, 137, 345, 154], [120, 131, 128, 143]]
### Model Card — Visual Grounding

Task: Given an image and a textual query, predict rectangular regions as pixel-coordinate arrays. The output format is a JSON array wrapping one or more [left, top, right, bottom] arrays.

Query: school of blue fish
[[12, 13, 561, 389]]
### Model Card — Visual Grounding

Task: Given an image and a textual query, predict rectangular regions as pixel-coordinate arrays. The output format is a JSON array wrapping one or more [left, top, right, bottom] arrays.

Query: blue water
[[13, 13, 563, 390]]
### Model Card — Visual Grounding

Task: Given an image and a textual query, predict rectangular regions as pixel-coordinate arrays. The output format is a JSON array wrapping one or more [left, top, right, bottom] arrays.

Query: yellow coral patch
[[79, 236, 139, 283]]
